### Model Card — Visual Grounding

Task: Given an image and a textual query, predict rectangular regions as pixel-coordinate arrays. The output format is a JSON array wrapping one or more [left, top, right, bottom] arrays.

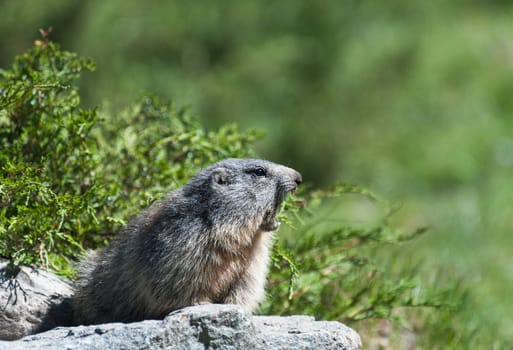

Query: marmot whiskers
[[72, 158, 302, 325]]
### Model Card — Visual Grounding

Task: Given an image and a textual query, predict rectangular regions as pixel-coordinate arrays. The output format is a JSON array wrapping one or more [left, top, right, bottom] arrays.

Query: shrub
[[0, 35, 260, 275], [1, 35, 473, 347]]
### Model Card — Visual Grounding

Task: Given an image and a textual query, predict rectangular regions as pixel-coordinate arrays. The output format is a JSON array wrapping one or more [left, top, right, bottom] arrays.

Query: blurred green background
[[2, 0, 513, 343]]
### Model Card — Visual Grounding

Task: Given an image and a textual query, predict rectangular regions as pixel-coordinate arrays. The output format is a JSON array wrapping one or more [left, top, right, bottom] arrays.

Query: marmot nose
[[282, 167, 302, 192], [290, 171, 302, 192], [294, 172, 302, 187]]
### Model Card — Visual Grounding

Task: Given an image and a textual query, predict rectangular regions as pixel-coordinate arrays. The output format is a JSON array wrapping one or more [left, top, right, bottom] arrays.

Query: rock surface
[[0, 260, 361, 349], [1, 304, 361, 350], [0, 259, 73, 340]]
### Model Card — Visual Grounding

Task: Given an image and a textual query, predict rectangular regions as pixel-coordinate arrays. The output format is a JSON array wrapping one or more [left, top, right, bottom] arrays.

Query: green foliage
[[265, 186, 471, 348], [0, 38, 100, 272], [0, 39, 260, 273], [0, 39, 488, 347], [2, 3, 510, 346]]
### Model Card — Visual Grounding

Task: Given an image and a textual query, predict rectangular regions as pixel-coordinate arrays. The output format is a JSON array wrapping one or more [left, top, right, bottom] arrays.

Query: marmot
[[72, 158, 302, 325]]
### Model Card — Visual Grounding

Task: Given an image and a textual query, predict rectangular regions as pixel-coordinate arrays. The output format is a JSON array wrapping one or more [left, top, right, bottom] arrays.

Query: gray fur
[[72, 158, 302, 325]]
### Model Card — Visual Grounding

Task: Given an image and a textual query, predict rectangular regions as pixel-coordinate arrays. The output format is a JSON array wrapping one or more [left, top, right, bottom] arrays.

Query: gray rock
[[1, 304, 361, 350], [0, 259, 73, 340], [0, 261, 361, 349], [254, 315, 362, 349]]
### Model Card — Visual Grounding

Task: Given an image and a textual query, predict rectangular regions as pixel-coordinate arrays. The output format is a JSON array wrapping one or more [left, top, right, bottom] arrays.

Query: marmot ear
[[211, 167, 230, 186]]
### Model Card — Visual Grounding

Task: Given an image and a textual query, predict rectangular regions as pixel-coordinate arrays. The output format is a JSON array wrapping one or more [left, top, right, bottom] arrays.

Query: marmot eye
[[252, 167, 267, 177]]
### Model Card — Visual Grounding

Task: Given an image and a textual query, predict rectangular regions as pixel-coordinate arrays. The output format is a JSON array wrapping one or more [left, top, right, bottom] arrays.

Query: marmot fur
[[72, 158, 302, 325]]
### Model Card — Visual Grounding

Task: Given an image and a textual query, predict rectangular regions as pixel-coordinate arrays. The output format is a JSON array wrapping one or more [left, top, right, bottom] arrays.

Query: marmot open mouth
[[260, 184, 295, 232], [260, 208, 281, 232]]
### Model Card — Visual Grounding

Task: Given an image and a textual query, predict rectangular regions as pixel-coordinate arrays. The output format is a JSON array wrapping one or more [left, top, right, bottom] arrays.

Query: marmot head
[[184, 158, 302, 236]]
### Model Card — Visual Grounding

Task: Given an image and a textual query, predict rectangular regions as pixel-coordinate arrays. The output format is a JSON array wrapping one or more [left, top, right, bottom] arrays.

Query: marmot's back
[[72, 158, 301, 325]]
